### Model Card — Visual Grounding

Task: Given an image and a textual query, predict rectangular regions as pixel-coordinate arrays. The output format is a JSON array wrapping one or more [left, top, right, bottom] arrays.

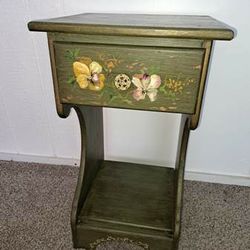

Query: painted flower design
[[73, 60, 105, 91], [132, 74, 161, 102]]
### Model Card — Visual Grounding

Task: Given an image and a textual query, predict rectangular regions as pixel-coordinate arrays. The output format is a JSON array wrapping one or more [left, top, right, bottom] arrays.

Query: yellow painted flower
[[73, 60, 105, 91]]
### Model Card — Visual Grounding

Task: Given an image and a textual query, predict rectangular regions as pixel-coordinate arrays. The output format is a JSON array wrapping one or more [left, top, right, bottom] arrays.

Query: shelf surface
[[79, 160, 175, 237]]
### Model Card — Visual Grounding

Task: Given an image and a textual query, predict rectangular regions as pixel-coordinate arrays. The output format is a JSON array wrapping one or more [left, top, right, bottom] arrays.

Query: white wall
[[0, 0, 249, 186]]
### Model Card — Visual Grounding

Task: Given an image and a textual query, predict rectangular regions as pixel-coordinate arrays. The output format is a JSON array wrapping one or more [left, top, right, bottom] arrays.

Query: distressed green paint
[[54, 42, 204, 114], [28, 13, 234, 250]]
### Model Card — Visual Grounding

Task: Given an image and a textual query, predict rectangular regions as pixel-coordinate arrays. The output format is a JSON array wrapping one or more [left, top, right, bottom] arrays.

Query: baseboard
[[0, 152, 80, 166], [0, 152, 249, 186], [185, 170, 250, 187]]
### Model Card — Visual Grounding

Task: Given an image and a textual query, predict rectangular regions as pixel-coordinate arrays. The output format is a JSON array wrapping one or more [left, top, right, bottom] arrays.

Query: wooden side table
[[28, 13, 234, 250]]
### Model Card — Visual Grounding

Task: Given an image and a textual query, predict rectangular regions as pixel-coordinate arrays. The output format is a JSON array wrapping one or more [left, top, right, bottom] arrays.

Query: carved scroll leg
[[71, 106, 104, 248], [173, 115, 191, 249]]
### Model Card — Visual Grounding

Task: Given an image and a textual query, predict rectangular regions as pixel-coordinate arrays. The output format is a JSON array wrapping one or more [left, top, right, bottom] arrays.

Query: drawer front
[[54, 42, 204, 113]]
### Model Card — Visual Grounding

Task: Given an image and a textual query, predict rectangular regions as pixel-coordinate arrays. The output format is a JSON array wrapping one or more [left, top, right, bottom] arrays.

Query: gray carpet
[[0, 160, 249, 250]]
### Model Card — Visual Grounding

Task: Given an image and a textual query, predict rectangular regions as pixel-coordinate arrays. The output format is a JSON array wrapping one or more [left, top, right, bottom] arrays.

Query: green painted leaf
[[147, 65, 160, 75], [67, 76, 76, 85], [73, 49, 80, 58], [65, 49, 80, 61]]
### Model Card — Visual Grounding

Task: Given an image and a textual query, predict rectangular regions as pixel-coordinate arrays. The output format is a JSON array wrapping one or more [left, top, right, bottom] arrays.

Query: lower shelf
[[76, 160, 176, 249]]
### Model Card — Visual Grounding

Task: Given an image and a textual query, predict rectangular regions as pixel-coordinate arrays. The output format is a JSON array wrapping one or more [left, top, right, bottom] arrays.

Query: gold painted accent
[[89, 236, 149, 249], [114, 73, 131, 90], [164, 77, 195, 95], [193, 64, 202, 70], [160, 106, 167, 111], [168, 106, 177, 110]]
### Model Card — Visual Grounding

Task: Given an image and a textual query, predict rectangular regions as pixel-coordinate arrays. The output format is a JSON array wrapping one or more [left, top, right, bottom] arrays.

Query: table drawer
[[53, 42, 205, 114]]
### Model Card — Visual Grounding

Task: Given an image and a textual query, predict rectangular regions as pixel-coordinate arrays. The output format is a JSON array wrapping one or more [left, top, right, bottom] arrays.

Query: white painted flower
[[132, 74, 161, 102]]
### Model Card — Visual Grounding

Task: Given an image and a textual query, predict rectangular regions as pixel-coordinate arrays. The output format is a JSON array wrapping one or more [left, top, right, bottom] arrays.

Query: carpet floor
[[0, 160, 249, 250]]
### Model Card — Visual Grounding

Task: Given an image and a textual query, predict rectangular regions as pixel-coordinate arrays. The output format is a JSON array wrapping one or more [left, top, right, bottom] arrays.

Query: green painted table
[[28, 13, 234, 250]]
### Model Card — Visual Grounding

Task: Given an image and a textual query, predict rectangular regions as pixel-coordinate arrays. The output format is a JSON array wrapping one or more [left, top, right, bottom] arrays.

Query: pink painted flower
[[132, 74, 161, 102]]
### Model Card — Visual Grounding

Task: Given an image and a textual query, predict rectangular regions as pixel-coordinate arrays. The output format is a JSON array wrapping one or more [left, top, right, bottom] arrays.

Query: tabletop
[[28, 13, 234, 40]]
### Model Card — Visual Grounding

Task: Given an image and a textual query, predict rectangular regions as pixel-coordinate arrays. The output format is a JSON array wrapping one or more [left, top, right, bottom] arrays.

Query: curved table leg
[[71, 105, 104, 248], [173, 115, 191, 249]]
